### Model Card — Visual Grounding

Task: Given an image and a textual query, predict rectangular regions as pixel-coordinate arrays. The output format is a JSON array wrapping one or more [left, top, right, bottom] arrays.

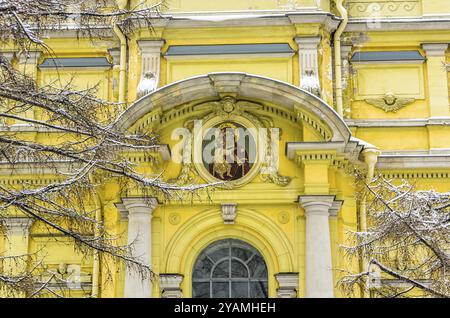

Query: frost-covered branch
[[340, 173, 450, 298]]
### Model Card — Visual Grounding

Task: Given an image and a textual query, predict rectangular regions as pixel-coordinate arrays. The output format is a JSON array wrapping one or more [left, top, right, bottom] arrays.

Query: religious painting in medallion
[[202, 122, 256, 181]]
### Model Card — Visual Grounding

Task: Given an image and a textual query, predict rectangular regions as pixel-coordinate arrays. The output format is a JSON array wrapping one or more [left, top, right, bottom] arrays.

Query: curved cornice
[[116, 73, 352, 143]]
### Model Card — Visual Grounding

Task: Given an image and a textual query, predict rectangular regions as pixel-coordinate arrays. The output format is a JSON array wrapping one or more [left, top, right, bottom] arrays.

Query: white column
[[122, 197, 157, 298], [295, 37, 321, 96], [422, 43, 449, 117], [160, 274, 183, 298], [275, 273, 299, 298], [299, 195, 335, 298]]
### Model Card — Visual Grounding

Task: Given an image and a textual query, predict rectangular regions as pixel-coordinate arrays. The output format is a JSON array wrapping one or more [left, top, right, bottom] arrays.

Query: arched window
[[192, 239, 268, 298]]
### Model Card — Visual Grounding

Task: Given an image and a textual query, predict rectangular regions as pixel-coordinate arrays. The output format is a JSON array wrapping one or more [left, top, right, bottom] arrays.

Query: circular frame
[[192, 115, 262, 188]]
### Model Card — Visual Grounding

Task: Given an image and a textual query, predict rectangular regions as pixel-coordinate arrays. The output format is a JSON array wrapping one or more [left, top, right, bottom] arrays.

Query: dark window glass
[[192, 239, 268, 298]]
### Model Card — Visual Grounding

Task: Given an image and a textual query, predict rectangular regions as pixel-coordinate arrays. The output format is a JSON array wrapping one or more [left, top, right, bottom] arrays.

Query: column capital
[[299, 195, 336, 215], [121, 197, 158, 215], [3, 217, 34, 235], [275, 272, 299, 298], [422, 43, 448, 56], [160, 274, 183, 298], [295, 36, 321, 48], [108, 47, 121, 65], [137, 40, 165, 54]]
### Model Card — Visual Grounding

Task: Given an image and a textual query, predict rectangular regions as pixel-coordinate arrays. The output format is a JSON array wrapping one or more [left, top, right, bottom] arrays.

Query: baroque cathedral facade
[[1, 0, 449, 298]]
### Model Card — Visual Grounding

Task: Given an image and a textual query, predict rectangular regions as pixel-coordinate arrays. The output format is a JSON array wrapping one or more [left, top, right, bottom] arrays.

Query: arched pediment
[[117, 73, 351, 143]]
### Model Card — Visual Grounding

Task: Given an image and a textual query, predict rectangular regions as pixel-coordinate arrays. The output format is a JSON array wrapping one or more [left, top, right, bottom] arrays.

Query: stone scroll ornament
[[170, 97, 291, 187], [365, 92, 415, 113]]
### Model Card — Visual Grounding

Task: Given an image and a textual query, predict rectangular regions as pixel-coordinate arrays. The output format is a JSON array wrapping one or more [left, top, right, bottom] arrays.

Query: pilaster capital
[[422, 43, 448, 57], [121, 197, 158, 216], [298, 195, 336, 216], [3, 217, 34, 236], [295, 36, 321, 49], [275, 272, 299, 298], [160, 274, 183, 298], [137, 40, 165, 54]]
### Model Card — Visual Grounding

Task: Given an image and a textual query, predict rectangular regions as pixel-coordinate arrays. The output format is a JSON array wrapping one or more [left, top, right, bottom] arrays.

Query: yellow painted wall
[[1, 0, 449, 299]]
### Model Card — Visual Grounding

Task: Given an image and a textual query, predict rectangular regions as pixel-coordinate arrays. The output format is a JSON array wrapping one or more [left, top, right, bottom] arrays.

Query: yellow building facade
[[1, 0, 450, 298]]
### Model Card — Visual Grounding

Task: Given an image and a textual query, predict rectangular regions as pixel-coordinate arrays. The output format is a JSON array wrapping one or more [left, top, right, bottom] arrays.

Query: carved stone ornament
[[365, 93, 415, 113], [221, 203, 237, 224]]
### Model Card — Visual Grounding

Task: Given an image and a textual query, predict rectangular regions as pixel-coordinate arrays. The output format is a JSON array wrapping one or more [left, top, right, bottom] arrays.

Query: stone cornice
[[159, 10, 340, 30], [377, 153, 450, 170], [346, 117, 450, 128], [346, 17, 450, 32], [30, 11, 341, 39]]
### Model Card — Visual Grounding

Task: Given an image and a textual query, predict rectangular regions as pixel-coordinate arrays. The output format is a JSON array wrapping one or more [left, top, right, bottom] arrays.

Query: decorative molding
[[221, 203, 237, 224], [160, 274, 183, 298], [275, 273, 299, 298], [365, 93, 415, 112], [348, 1, 421, 18]]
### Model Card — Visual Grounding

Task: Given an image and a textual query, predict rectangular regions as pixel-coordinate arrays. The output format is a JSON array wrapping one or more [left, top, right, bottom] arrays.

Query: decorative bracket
[[221, 203, 237, 224]]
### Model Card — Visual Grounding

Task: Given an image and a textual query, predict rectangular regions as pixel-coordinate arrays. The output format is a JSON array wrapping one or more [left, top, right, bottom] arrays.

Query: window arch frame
[[192, 239, 268, 298]]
